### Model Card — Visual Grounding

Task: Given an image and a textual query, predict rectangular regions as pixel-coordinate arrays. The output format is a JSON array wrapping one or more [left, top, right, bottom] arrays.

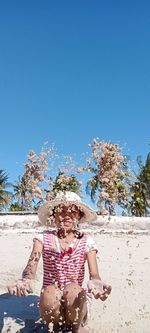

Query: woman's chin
[[61, 226, 73, 232]]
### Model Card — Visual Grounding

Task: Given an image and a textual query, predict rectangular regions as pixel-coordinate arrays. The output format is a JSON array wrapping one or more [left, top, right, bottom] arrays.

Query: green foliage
[[139, 153, 150, 200], [129, 182, 149, 216], [12, 176, 33, 210], [129, 153, 150, 216], [47, 171, 81, 199], [9, 202, 25, 211], [0, 170, 12, 210], [86, 174, 100, 203], [2, 142, 150, 217], [84, 139, 130, 215]]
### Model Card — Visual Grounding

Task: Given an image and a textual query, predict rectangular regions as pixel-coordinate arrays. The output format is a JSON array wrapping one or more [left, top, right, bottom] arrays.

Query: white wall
[[0, 213, 150, 232]]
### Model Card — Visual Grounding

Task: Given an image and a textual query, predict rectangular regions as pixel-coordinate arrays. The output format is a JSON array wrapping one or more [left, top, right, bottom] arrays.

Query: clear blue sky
[[0, 1, 150, 200]]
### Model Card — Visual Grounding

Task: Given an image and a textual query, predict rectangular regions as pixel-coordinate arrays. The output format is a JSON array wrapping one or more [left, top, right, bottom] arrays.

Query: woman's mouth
[[64, 222, 71, 226], [64, 218, 72, 223]]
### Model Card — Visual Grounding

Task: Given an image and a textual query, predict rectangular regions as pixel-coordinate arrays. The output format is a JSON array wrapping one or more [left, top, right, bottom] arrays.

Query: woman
[[8, 191, 111, 333]]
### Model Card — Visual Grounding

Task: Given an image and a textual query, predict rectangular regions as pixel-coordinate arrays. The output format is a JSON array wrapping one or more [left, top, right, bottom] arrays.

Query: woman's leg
[[39, 285, 64, 331], [63, 283, 88, 333]]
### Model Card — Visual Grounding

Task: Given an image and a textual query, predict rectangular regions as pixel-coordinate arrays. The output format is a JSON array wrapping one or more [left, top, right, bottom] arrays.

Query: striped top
[[34, 231, 98, 290]]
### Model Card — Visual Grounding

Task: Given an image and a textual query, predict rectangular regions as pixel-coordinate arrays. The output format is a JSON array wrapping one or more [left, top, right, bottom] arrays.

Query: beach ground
[[0, 231, 150, 333]]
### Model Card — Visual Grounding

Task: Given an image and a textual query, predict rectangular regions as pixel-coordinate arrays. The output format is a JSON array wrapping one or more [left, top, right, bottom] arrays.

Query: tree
[[48, 171, 82, 198], [18, 144, 79, 207], [86, 174, 99, 204], [129, 153, 150, 216], [10, 202, 24, 211], [12, 176, 33, 210], [81, 139, 130, 215], [139, 153, 150, 203], [129, 182, 149, 217], [0, 170, 12, 210]]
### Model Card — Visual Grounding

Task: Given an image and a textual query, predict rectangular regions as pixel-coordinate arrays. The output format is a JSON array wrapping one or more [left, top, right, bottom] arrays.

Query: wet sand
[[0, 230, 150, 333]]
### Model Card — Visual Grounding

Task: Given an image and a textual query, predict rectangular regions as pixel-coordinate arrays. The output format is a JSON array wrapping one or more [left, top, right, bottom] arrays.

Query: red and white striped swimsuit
[[42, 231, 87, 290]]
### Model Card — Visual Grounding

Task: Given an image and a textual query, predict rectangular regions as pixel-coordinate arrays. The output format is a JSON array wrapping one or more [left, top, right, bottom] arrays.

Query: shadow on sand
[[0, 293, 48, 332]]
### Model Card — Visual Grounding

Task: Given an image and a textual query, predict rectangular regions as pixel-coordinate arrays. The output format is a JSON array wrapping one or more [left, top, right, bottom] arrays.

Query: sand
[[0, 229, 150, 333]]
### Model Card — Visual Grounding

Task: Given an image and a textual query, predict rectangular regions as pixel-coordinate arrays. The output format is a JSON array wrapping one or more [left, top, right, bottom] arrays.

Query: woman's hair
[[79, 210, 85, 220], [73, 229, 84, 239], [57, 228, 84, 239]]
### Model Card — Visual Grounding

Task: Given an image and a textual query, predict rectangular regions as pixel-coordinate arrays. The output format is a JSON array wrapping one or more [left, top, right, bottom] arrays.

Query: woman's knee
[[63, 283, 86, 304], [63, 283, 88, 326], [39, 284, 62, 312]]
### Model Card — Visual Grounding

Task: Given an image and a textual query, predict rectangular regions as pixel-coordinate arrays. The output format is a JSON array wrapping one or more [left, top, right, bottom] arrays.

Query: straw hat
[[38, 191, 97, 225]]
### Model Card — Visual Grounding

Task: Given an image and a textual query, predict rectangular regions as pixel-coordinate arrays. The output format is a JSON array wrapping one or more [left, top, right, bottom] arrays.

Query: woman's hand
[[7, 278, 33, 297], [87, 279, 112, 301]]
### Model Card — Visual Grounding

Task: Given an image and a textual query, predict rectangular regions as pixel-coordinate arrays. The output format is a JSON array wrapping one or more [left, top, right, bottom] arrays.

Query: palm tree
[[86, 174, 116, 215], [129, 153, 150, 216], [86, 174, 99, 203], [45, 171, 82, 201], [129, 182, 149, 217], [9, 202, 23, 211], [139, 153, 150, 203], [0, 170, 12, 210], [84, 139, 130, 215], [53, 171, 81, 194], [12, 176, 33, 210]]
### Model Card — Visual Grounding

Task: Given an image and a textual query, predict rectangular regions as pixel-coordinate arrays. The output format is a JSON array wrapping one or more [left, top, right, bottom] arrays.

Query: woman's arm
[[22, 239, 43, 279], [87, 250, 112, 301], [87, 249, 101, 280], [8, 239, 43, 297]]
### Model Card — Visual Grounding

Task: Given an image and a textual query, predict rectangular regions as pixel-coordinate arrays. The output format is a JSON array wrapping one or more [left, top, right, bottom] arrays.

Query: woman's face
[[54, 204, 83, 231]]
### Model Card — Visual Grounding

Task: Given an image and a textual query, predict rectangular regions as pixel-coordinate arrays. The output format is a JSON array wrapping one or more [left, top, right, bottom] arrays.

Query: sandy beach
[[0, 227, 150, 333]]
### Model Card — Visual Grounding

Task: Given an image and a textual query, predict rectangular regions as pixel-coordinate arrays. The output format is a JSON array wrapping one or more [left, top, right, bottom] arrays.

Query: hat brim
[[38, 199, 97, 226]]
